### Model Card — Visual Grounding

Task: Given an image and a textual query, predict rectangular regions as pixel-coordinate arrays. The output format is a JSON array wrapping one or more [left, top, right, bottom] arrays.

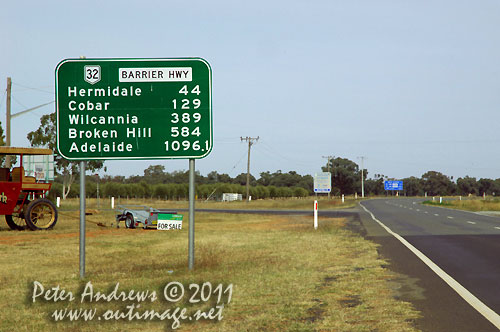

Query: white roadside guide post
[[314, 200, 318, 229]]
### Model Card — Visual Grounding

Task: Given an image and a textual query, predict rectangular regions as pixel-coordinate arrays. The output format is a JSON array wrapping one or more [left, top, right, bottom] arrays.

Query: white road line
[[416, 209, 420, 212], [467, 221, 477, 225], [495, 227, 500, 230], [447, 216, 454, 219], [434, 214, 439, 216], [360, 202, 500, 329], [424, 211, 428, 214]]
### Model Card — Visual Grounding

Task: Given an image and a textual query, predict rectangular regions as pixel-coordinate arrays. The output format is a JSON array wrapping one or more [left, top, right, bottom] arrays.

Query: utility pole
[[322, 155, 334, 199], [5, 77, 11, 168], [4, 77, 54, 168], [241, 136, 259, 202], [358, 156, 365, 198]]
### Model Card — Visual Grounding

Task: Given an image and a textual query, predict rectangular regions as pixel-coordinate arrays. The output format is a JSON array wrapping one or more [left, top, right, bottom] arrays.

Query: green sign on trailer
[[55, 58, 212, 160], [157, 213, 183, 230]]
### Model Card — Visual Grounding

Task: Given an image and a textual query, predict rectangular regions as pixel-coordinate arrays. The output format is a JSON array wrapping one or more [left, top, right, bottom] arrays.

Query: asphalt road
[[191, 202, 500, 331], [360, 198, 500, 332]]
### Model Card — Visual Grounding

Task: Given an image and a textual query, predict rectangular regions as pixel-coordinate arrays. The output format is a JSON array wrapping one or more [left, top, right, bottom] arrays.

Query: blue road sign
[[384, 180, 403, 191]]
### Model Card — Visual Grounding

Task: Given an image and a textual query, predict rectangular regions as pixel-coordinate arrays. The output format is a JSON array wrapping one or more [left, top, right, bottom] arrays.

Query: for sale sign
[[157, 214, 183, 230]]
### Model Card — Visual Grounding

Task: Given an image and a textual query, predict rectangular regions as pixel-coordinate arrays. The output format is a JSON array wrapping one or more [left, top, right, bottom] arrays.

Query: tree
[[456, 176, 478, 196], [402, 176, 423, 196], [257, 170, 313, 191], [205, 171, 232, 184], [257, 171, 273, 186], [27, 112, 105, 199], [477, 178, 500, 196], [234, 173, 256, 186], [421, 171, 455, 196], [364, 178, 385, 196], [143, 165, 166, 183], [322, 157, 363, 195]]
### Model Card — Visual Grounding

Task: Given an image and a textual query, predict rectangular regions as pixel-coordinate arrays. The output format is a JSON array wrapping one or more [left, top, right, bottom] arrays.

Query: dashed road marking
[[447, 216, 454, 219], [467, 221, 477, 225], [434, 214, 439, 216]]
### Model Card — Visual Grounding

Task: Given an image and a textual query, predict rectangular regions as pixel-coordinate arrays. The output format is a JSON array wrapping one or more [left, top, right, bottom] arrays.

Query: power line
[[11, 95, 28, 109], [230, 150, 249, 172], [258, 141, 314, 168], [12, 82, 53, 94], [11, 100, 54, 119], [0, 90, 6, 109]]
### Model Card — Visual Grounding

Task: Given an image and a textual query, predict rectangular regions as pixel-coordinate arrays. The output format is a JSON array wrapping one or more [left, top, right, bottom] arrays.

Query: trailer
[[114, 205, 178, 229], [0, 147, 57, 231]]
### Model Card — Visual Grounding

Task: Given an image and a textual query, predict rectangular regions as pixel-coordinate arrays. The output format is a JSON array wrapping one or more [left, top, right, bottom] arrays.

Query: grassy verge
[[0, 206, 420, 331], [423, 198, 500, 212], [57, 197, 359, 212]]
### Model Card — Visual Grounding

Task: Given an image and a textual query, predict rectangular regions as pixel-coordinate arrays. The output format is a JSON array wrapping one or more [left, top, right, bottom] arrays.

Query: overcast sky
[[2, 0, 500, 180]]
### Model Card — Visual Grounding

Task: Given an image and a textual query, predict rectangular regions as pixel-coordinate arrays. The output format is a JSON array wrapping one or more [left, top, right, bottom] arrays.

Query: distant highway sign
[[314, 172, 331, 193], [384, 180, 403, 191]]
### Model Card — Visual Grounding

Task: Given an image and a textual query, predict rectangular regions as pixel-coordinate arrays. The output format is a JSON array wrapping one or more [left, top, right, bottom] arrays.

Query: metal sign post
[[188, 159, 195, 270], [79, 161, 86, 278]]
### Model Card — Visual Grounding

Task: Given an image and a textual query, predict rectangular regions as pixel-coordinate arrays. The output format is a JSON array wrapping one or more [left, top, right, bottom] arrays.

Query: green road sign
[[56, 58, 212, 160]]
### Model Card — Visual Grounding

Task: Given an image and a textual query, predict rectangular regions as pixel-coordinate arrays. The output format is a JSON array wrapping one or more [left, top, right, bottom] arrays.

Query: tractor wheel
[[25, 198, 58, 231], [125, 214, 135, 229], [5, 214, 26, 231]]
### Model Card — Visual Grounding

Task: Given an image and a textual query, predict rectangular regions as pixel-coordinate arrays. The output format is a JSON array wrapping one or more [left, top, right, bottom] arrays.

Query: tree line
[[23, 113, 500, 199], [48, 167, 312, 200], [323, 157, 500, 197], [42, 157, 500, 200]]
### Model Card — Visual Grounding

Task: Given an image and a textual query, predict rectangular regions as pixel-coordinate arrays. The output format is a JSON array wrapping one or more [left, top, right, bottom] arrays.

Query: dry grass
[[58, 197, 359, 212], [0, 200, 420, 332], [423, 197, 500, 212]]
